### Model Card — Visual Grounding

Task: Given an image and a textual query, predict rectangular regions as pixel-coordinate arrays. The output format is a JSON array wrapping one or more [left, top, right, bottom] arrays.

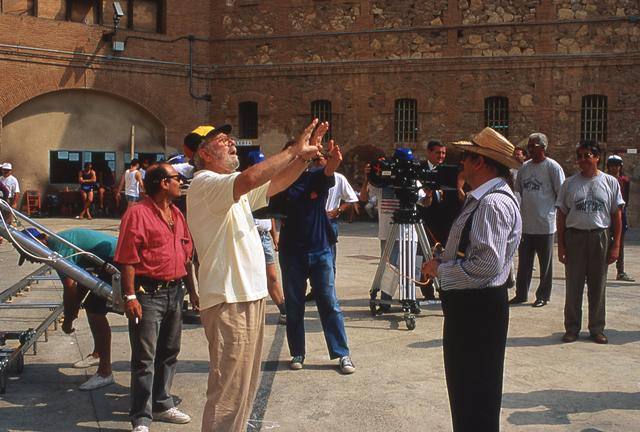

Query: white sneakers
[[132, 426, 149, 432], [79, 373, 114, 391], [73, 355, 100, 368], [153, 407, 192, 424]]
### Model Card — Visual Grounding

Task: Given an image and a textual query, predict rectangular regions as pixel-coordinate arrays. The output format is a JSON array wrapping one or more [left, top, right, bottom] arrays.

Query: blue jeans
[[329, 219, 339, 275], [279, 247, 349, 359]]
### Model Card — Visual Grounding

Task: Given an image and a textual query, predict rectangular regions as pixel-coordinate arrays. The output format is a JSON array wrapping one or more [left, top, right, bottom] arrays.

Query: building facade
[[1, 0, 639, 218]]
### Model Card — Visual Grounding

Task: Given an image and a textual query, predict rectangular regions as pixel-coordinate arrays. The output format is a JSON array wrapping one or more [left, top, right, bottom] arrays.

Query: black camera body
[[369, 157, 459, 224]]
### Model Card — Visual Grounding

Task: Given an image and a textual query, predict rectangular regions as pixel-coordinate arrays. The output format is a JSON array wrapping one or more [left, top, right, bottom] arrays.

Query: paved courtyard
[[0, 218, 639, 431]]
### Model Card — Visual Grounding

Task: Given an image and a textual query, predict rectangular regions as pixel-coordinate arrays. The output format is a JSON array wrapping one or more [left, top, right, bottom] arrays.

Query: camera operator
[[418, 140, 465, 302], [422, 128, 522, 432]]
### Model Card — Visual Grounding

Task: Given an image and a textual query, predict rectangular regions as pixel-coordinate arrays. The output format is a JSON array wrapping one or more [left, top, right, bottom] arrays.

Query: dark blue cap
[[393, 147, 414, 161], [21, 228, 44, 239], [247, 150, 265, 165]]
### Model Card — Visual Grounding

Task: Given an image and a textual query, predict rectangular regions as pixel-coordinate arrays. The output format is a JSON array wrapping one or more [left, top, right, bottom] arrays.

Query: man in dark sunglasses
[[555, 140, 625, 345]]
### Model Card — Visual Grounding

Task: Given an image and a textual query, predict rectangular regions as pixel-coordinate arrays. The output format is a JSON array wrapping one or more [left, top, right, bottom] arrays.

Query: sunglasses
[[575, 152, 595, 160], [162, 174, 182, 182]]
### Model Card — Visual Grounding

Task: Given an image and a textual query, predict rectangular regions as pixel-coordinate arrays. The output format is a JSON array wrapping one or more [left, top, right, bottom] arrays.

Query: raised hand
[[324, 139, 342, 175], [292, 119, 326, 160]]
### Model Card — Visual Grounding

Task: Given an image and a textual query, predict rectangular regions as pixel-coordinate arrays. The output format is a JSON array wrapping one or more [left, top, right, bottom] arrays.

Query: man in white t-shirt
[[556, 141, 624, 345], [1, 162, 20, 208], [510, 133, 565, 308], [187, 120, 326, 432]]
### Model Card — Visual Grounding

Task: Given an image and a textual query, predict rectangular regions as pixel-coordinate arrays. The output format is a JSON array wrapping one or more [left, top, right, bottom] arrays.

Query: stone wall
[[460, 0, 542, 24], [371, 0, 448, 28], [458, 28, 536, 56]]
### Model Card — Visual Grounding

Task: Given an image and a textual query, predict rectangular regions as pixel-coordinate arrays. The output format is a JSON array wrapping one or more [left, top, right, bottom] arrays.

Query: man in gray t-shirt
[[510, 133, 565, 307], [556, 141, 624, 345]]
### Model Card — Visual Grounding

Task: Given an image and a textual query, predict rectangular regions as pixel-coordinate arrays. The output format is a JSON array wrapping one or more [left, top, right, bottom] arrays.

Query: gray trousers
[[564, 229, 608, 335], [129, 282, 185, 427], [515, 233, 554, 302]]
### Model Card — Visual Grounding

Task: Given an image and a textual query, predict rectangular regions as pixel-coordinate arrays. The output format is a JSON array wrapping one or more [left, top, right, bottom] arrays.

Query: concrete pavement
[[0, 218, 639, 431]]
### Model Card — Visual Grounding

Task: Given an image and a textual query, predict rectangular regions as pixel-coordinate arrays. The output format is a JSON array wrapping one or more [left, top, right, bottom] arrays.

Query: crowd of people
[[3, 120, 634, 432]]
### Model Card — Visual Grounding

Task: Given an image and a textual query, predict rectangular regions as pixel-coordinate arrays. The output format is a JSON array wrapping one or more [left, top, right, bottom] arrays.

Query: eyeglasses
[[163, 174, 181, 182], [575, 152, 594, 160]]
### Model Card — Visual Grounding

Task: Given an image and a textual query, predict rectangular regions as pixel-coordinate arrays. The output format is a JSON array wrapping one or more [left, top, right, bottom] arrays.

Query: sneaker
[[289, 355, 304, 370], [339, 356, 356, 374], [132, 426, 149, 432], [79, 373, 114, 391], [278, 313, 287, 325], [617, 272, 635, 282], [73, 355, 100, 368], [153, 407, 192, 424]]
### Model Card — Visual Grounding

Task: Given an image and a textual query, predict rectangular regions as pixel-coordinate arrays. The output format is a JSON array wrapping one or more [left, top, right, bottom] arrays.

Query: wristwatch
[[124, 294, 137, 303]]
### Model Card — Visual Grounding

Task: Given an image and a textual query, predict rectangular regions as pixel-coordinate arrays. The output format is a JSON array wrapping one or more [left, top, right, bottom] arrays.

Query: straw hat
[[451, 127, 520, 169]]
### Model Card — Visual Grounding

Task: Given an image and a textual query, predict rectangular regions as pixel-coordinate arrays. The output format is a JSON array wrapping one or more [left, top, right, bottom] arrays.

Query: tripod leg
[[370, 224, 398, 315], [416, 224, 440, 291]]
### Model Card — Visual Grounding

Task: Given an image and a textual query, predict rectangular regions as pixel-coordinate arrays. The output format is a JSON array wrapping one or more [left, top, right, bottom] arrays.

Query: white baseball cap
[[1, 162, 12, 170]]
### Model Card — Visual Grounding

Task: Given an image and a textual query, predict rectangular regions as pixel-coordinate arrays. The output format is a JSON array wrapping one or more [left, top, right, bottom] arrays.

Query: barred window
[[394, 98, 418, 143], [238, 101, 258, 139], [484, 96, 509, 137], [581, 95, 607, 143], [311, 100, 332, 142]]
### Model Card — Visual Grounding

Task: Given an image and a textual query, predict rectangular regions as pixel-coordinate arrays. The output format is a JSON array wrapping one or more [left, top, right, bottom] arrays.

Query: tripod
[[369, 206, 439, 330]]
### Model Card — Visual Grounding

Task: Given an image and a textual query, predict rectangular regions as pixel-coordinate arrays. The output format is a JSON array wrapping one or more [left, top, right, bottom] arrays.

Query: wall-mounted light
[[106, 1, 126, 53]]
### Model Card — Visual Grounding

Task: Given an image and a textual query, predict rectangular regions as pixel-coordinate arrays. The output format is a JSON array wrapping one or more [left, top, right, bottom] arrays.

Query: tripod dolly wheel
[[405, 315, 416, 330], [369, 302, 378, 316]]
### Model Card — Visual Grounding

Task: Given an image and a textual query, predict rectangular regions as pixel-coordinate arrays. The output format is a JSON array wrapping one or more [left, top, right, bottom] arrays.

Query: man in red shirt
[[115, 163, 197, 432]]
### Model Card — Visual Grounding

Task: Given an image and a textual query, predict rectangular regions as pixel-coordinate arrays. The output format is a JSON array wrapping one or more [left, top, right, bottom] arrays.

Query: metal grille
[[238, 101, 258, 139], [311, 100, 332, 142], [581, 95, 607, 143], [484, 96, 509, 137], [394, 99, 418, 143]]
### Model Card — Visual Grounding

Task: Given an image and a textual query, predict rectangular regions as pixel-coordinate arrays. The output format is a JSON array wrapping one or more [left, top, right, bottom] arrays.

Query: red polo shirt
[[115, 197, 193, 281]]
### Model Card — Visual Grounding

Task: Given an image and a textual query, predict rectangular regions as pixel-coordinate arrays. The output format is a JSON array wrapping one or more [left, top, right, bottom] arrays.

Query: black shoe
[[532, 299, 548, 308], [508, 297, 527, 305], [562, 332, 578, 343]]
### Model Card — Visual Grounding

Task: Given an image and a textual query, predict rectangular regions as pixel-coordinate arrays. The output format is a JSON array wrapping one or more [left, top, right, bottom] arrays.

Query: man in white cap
[[1, 162, 20, 209], [606, 154, 633, 281], [509, 132, 565, 307], [422, 127, 522, 432]]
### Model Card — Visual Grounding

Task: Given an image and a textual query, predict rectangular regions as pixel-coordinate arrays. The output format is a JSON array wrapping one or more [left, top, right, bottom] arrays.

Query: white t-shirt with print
[[515, 158, 565, 234], [0, 175, 20, 198], [187, 170, 270, 310], [325, 172, 358, 211], [556, 171, 624, 230]]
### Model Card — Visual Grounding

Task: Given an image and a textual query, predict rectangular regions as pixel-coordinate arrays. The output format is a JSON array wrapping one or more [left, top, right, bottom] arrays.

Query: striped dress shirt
[[437, 177, 522, 291]]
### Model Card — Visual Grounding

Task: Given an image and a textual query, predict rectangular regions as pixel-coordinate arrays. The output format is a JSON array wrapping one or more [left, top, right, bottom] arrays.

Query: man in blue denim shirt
[[278, 139, 355, 374]]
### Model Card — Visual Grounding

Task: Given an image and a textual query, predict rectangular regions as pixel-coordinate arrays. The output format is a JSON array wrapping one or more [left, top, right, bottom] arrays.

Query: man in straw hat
[[422, 127, 522, 432]]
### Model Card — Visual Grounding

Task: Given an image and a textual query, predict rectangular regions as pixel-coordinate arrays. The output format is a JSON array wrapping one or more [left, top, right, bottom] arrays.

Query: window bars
[[395, 98, 418, 143], [484, 96, 509, 137], [581, 95, 607, 144]]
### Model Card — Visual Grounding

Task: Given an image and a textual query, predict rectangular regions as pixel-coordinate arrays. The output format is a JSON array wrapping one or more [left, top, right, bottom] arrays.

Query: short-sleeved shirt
[[515, 158, 565, 234], [48, 229, 117, 268], [114, 198, 193, 280], [187, 170, 270, 309], [0, 175, 20, 198], [325, 172, 358, 213], [556, 171, 625, 230], [279, 168, 336, 254]]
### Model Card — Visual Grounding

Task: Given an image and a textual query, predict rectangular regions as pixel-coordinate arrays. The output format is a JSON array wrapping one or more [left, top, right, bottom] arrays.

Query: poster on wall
[[105, 153, 115, 161], [108, 161, 116, 171], [69, 153, 80, 162], [83, 152, 92, 163], [57, 151, 69, 160]]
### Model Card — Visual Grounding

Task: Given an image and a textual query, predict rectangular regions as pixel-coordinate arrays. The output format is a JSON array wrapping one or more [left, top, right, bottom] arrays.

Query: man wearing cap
[[115, 163, 196, 432], [187, 120, 326, 432], [509, 132, 565, 307], [1, 162, 20, 209], [606, 154, 634, 282], [19, 228, 117, 390], [422, 128, 522, 432], [556, 141, 624, 345]]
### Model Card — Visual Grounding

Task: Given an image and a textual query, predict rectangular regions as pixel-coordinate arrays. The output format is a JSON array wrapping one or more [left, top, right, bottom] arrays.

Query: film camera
[[368, 148, 459, 223]]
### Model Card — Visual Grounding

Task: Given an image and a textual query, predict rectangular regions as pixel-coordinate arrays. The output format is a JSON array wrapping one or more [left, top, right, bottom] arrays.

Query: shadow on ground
[[503, 390, 640, 426]]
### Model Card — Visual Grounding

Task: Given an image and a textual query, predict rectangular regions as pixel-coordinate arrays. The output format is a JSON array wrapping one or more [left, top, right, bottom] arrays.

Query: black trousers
[[440, 286, 509, 432], [515, 233, 554, 302]]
